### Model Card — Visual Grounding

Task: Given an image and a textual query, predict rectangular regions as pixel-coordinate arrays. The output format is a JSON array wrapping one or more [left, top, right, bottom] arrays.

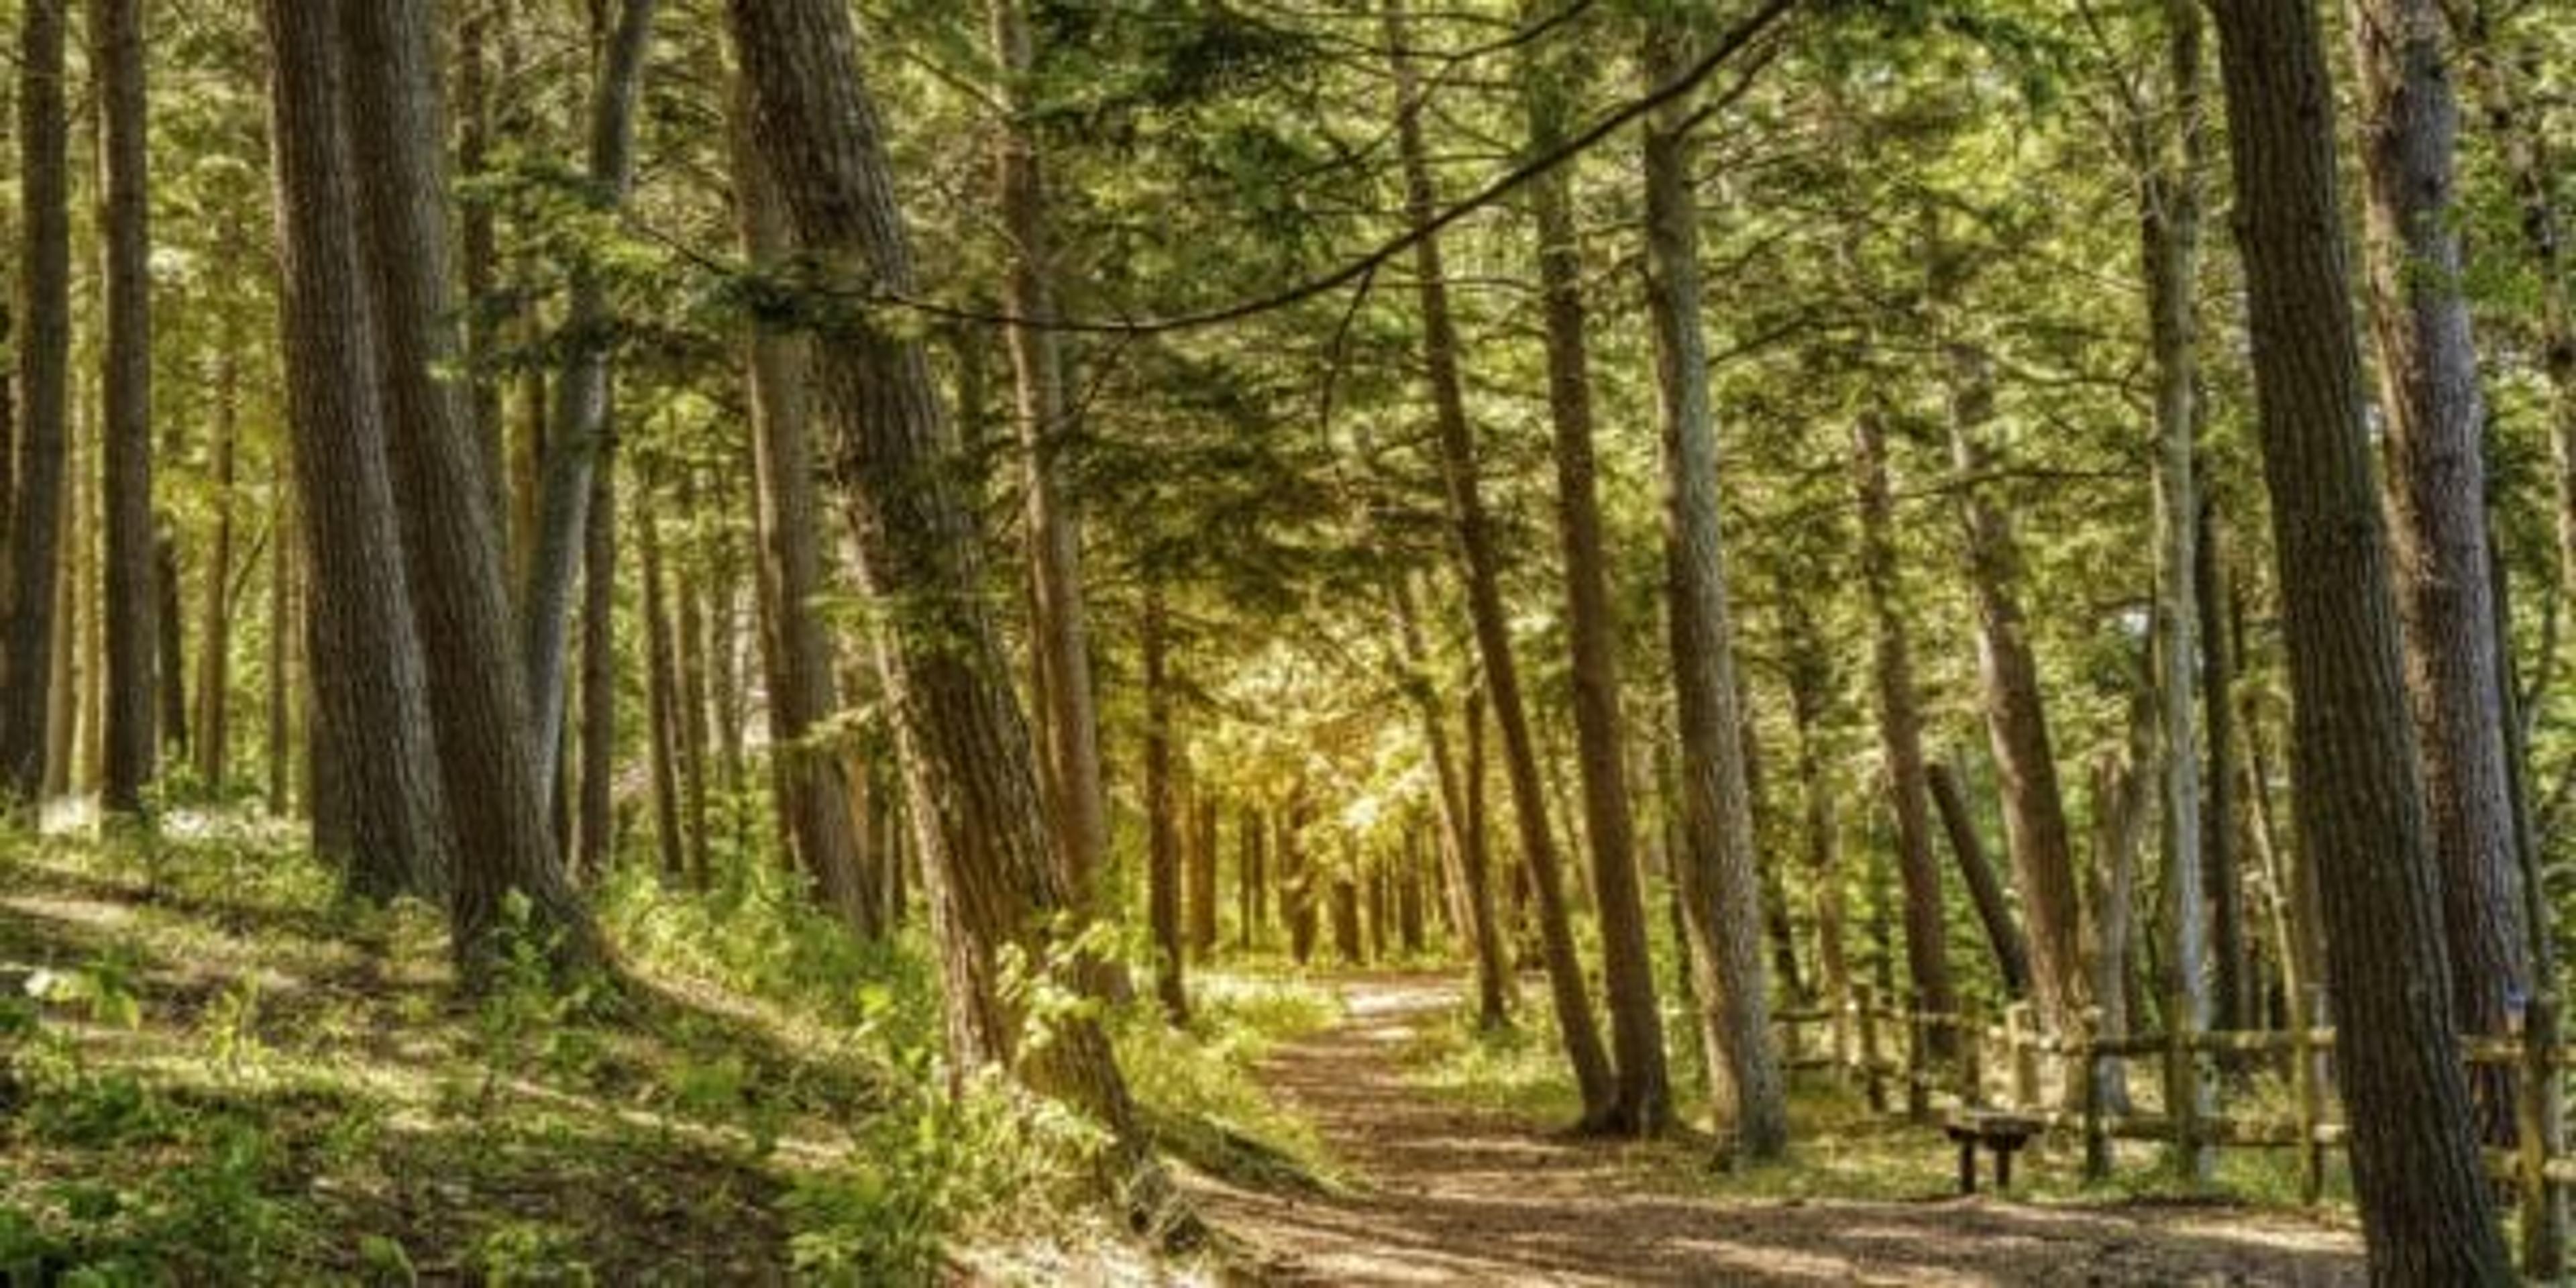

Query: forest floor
[[1187, 974, 2367, 1286]]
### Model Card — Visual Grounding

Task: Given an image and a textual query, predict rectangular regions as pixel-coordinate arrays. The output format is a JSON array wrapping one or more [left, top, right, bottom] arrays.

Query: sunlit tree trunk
[[1395, 579, 1511, 1027], [1386, 0, 1613, 1125], [726, 0, 1160, 1196], [2208, 0, 2510, 1272]]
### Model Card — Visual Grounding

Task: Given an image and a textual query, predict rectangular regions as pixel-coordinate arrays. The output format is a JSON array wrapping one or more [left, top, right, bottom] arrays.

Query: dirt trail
[[1186, 974, 2365, 1286]]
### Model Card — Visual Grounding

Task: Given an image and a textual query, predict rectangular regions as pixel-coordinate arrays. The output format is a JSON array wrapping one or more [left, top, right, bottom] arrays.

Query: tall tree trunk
[[264, 464, 294, 816], [1239, 802, 1265, 951], [1926, 759, 2033, 999], [1395, 579, 1511, 1027], [1282, 799, 1318, 964], [97, 0, 157, 812], [193, 330, 241, 786], [1142, 582, 1188, 1024], [1398, 827, 1427, 955], [676, 567, 714, 886], [1851, 412, 1958, 1059], [337, 0, 596, 971], [2197, 500, 2251, 1032], [725, 0, 1159, 1197], [258, 0, 455, 902], [574, 426, 619, 883], [2352, 0, 2529, 1113], [153, 531, 185, 759], [1385, 0, 1613, 1126], [522, 0, 659, 790], [1782, 597, 1854, 1056], [2208, 0, 2510, 1273], [455, 0, 505, 519], [732, 74, 874, 930], [1944, 347, 2088, 1033], [3, 0, 72, 801], [987, 0, 1111, 923], [1519, 15, 1670, 1134], [1190, 792, 1220, 958], [640, 502, 686, 883], [1640, 24, 1788, 1157]]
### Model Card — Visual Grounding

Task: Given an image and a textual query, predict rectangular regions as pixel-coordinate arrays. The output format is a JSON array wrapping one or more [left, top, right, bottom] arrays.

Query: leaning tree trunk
[[987, 0, 1112, 924], [2207, 0, 2511, 1275], [521, 0, 659, 794], [724, 0, 1161, 1199], [1519, 10, 1670, 1135], [1385, 0, 1613, 1126], [1944, 345, 2088, 1036], [1851, 412, 1958, 1061], [97, 0, 157, 814], [1640, 23, 1786, 1159], [1395, 579, 1512, 1028], [1926, 760, 2032, 1000], [2351, 0, 2529, 1136], [337, 0, 598, 975], [731, 74, 876, 931], [3, 0, 72, 802], [258, 0, 453, 902]]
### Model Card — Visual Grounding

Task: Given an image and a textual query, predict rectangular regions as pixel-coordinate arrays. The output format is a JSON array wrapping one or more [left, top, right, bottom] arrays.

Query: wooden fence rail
[[1768, 983, 2570, 1278]]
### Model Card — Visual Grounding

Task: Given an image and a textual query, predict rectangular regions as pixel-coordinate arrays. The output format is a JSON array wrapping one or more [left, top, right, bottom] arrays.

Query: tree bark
[[1142, 581, 1188, 1024], [1639, 25, 1787, 1157], [2207, 0, 2511, 1273], [1385, 0, 1614, 1127], [1926, 759, 2031, 1000], [641, 502, 686, 883], [193, 329, 242, 787], [1782, 597, 1853, 1056], [522, 0, 660, 791], [1189, 792, 1220, 958], [2352, 0, 2530, 1106], [1395, 579, 1511, 1027], [725, 0, 1158, 1192], [573, 423, 619, 885], [96, 0, 157, 812], [258, 0, 455, 902], [337, 0, 597, 972], [1519, 14, 1670, 1135], [3, 0, 72, 802], [2197, 500, 2251, 1032], [1851, 412, 1958, 1060]]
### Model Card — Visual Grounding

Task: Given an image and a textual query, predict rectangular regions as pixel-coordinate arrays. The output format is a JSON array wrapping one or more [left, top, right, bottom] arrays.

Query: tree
[[97, 0, 157, 813], [1385, 0, 1615, 1128], [2352, 0, 2530, 1099], [335, 0, 598, 972], [1521, 2, 1671, 1136], [3, 0, 72, 802], [2206, 0, 2510, 1273], [1142, 580, 1189, 1024], [723, 0, 1161, 1193], [257, 0, 452, 902], [1639, 18, 1786, 1159]]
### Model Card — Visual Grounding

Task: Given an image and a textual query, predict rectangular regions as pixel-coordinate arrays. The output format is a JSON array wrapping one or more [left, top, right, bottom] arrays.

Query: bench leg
[[1958, 1140, 1978, 1195], [1994, 1144, 2015, 1193]]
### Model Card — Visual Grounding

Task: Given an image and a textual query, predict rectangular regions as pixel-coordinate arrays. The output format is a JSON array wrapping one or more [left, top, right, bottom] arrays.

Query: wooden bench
[[1944, 1110, 2042, 1195]]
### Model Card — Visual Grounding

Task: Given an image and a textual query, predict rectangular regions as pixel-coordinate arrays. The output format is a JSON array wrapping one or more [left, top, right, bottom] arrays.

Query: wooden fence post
[[2165, 981, 2211, 1181], [2294, 983, 2325, 1205], [1858, 982, 1887, 1114], [1960, 1001, 1986, 1110], [2080, 1004, 2110, 1183], [2520, 989, 2566, 1278], [2006, 1001, 2041, 1110]]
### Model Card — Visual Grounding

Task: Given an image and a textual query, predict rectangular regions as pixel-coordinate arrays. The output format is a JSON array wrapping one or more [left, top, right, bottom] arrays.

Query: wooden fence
[[1768, 983, 2570, 1277]]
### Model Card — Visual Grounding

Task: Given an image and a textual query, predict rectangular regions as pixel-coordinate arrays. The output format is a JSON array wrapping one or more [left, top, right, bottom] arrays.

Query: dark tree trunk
[[1395, 580, 1512, 1026], [1239, 803, 1267, 951], [1398, 827, 1427, 955], [1783, 597, 1854, 1049], [264, 463, 294, 816], [573, 427, 619, 885], [1283, 801, 1318, 964], [2208, 0, 2511, 1273], [153, 531, 185, 759], [726, 0, 1157, 1191], [1851, 412, 1957, 1059], [2197, 500, 2251, 1032], [1142, 582, 1188, 1024], [2352, 0, 2530, 1107], [97, 0, 156, 814], [640, 501, 686, 883], [675, 543, 714, 885], [1386, 0, 1613, 1126], [3, 0, 72, 801], [1190, 793, 1220, 959], [522, 0, 659, 790], [1519, 28, 1670, 1131], [193, 330, 241, 786], [337, 0, 597, 973], [258, 0, 453, 902], [1927, 760, 2032, 1000]]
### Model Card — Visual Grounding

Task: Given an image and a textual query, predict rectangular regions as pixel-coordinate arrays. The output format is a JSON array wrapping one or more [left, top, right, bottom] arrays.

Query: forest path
[[1185, 973, 2365, 1286]]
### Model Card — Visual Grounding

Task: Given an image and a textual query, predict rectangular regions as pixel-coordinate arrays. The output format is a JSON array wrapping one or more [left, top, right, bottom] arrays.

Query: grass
[[0, 809, 1338, 1285]]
